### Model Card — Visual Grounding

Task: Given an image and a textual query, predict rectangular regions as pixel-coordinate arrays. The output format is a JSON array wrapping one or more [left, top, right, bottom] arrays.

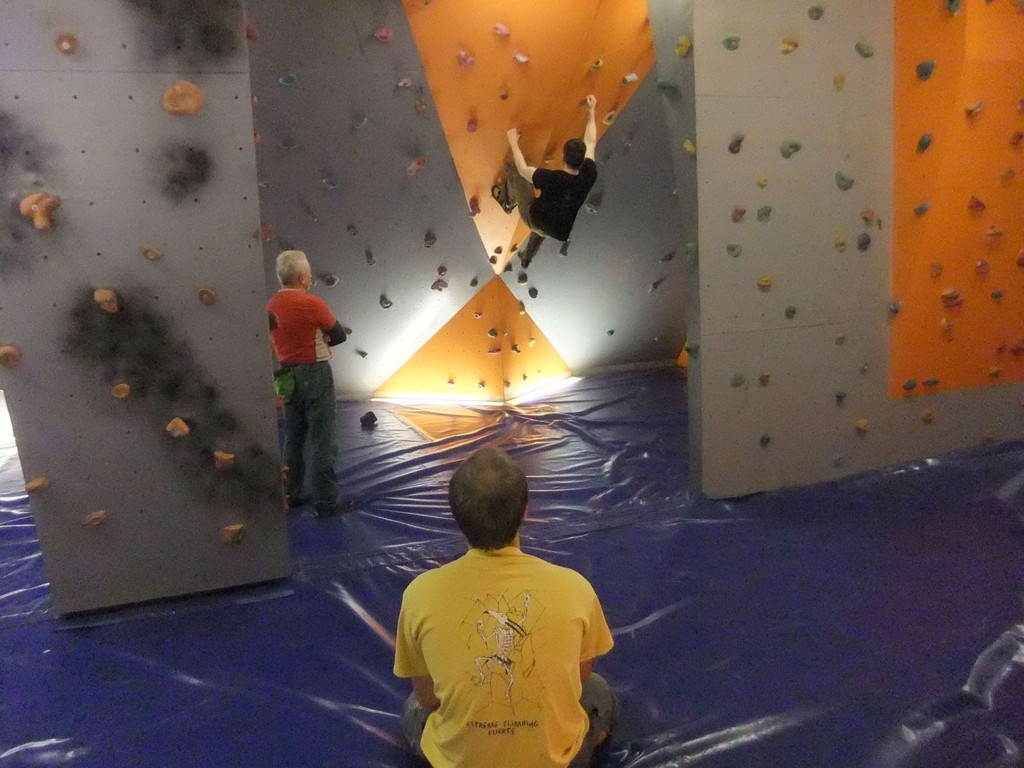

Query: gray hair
[[276, 250, 310, 287]]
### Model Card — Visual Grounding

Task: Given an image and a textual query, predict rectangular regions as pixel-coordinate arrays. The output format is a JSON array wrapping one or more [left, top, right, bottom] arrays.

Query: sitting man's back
[[394, 448, 617, 767]]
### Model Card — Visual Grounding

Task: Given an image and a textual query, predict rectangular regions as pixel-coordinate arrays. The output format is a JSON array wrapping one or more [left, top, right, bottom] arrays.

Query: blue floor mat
[[1, 370, 1023, 767]]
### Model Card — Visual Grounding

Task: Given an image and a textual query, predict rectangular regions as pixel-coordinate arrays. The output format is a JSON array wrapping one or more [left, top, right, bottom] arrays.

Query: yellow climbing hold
[[833, 73, 846, 91], [780, 36, 799, 54], [855, 419, 869, 435], [675, 36, 692, 58], [683, 139, 696, 157], [757, 277, 773, 290], [755, 175, 768, 188], [835, 235, 848, 252]]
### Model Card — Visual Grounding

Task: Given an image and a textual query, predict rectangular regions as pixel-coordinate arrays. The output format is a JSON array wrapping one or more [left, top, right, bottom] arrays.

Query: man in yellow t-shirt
[[394, 448, 618, 768]]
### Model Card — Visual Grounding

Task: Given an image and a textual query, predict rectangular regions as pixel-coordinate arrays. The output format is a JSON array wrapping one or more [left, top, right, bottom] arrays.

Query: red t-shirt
[[267, 289, 337, 364]]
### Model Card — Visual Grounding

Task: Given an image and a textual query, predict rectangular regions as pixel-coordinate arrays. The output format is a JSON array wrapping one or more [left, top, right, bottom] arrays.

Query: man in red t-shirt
[[496, 95, 599, 276], [267, 250, 348, 517]]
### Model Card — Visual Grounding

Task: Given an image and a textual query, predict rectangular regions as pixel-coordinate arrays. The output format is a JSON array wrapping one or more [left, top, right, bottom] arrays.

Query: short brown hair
[[563, 139, 585, 171], [448, 448, 528, 549]]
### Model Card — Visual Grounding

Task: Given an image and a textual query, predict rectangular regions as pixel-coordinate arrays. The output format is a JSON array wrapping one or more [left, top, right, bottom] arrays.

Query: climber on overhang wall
[[496, 94, 598, 275]]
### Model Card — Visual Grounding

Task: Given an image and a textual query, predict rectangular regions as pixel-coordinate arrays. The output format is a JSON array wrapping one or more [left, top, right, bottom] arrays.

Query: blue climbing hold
[[914, 202, 930, 216], [858, 232, 872, 252], [917, 133, 932, 153], [279, 74, 297, 87], [916, 61, 936, 81]]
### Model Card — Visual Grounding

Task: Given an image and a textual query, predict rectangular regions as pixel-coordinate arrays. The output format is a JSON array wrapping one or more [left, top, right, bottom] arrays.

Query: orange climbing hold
[[111, 383, 131, 399], [165, 417, 190, 438], [141, 244, 163, 261], [213, 450, 235, 470], [19, 193, 60, 230], [0, 344, 21, 368], [26, 476, 49, 493], [162, 80, 204, 115], [82, 510, 107, 527], [221, 524, 245, 544], [55, 33, 79, 54], [93, 288, 119, 314], [198, 287, 218, 305]]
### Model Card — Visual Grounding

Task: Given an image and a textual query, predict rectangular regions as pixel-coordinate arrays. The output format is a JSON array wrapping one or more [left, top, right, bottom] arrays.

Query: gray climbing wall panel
[[691, 0, 1024, 497], [0, 0, 290, 614]]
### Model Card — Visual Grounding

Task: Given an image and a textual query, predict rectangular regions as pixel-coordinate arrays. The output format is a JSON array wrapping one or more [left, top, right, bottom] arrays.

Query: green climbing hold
[[902, 379, 917, 391], [684, 341, 700, 357], [835, 392, 847, 405], [723, 36, 741, 51], [279, 73, 297, 86], [759, 434, 771, 448], [916, 60, 935, 81], [946, 0, 961, 14], [731, 373, 746, 387], [784, 305, 797, 319], [487, 328, 498, 338], [835, 171, 855, 191], [855, 42, 874, 59], [727, 244, 743, 258], [757, 205, 772, 223], [656, 80, 683, 101], [808, 6, 824, 20], [917, 133, 932, 153], [684, 242, 698, 257], [780, 141, 802, 159]]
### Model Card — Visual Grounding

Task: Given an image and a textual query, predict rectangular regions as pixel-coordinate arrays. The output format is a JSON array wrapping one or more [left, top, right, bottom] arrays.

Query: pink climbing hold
[[976, 259, 990, 275], [494, 23, 510, 37], [985, 226, 1003, 246], [244, 13, 259, 42], [940, 288, 963, 308], [457, 50, 475, 66], [415, 94, 428, 115], [468, 196, 481, 216], [396, 77, 414, 89], [1016, 249, 1024, 267], [968, 195, 986, 212], [467, 117, 478, 133], [259, 222, 272, 242], [1011, 131, 1024, 148], [513, 51, 529, 64], [373, 26, 394, 43], [406, 157, 426, 176], [731, 206, 747, 223]]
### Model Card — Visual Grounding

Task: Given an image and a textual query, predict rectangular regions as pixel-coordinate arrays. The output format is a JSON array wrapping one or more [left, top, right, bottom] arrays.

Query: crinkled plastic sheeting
[[1, 371, 1023, 767]]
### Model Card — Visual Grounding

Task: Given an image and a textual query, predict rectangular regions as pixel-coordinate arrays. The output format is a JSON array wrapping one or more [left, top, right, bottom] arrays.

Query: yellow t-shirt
[[394, 547, 614, 768]]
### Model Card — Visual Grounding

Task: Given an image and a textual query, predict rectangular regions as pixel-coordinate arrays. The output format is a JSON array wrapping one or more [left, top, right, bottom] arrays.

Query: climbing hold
[[519, 302, 526, 315], [835, 335, 847, 345], [406, 157, 426, 176], [964, 100, 984, 118], [1011, 131, 1024, 148], [93, 288, 119, 314], [684, 242, 698, 258], [469, 276, 479, 287], [929, 261, 943, 278], [602, 111, 617, 126], [19, 193, 61, 231], [529, 338, 536, 348], [487, 328, 498, 338], [512, 52, 529, 64], [992, 289, 1004, 300], [780, 141, 802, 159], [857, 232, 871, 252], [82, 510, 107, 527], [855, 419, 869, 435], [727, 244, 743, 258], [757, 277, 772, 290], [835, 235, 848, 252], [528, 287, 538, 299], [213, 451, 235, 470], [259, 222, 273, 242], [468, 196, 481, 216], [503, 262, 513, 273], [436, 265, 447, 278], [656, 80, 682, 100], [365, 248, 375, 266], [0, 344, 20, 368], [279, 74, 297, 87], [320, 273, 338, 287], [975, 260, 990, 275], [606, 330, 615, 336], [356, 350, 368, 359], [493, 23, 510, 37], [923, 378, 939, 388], [861, 209, 876, 225], [221, 524, 245, 544], [902, 379, 917, 392], [946, 0, 961, 14], [723, 36, 741, 51], [488, 255, 497, 265], [447, 378, 455, 389], [756, 176, 768, 188], [1004, 170, 1018, 182], [162, 80, 204, 115], [728, 135, 745, 154], [916, 61, 935, 81], [396, 77, 413, 89], [244, 13, 259, 42], [55, 32, 79, 54], [467, 117, 478, 133], [759, 434, 771, 448], [379, 295, 392, 309], [914, 202, 931, 216], [373, 26, 394, 43], [415, 94, 428, 114], [784, 305, 797, 319], [758, 372, 771, 386], [141, 244, 163, 261], [888, 300, 902, 315], [424, 230, 436, 248], [940, 318, 954, 334], [588, 58, 605, 73], [989, 366, 1002, 378], [808, 6, 824, 20], [360, 411, 378, 430], [730, 373, 746, 387], [622, 72, 639, 84], [486, 347, 500, 355], [731, 206, 747, 223], [968, 195, 986, 212], [984, 226, 1003, 246], [352, 113, 368, 131], [757, 205, 772, 223], [833, 74, 846, 91], [455, 49, 475, 66], [940, 288, 963, 308], [683, 139, 696, 157], [111, 383, 131, 399], [498, 90, 510, 101], [511, 344, 521, 354], [198, 287, 217, 305], [854, 42, 874, 59], [430, 279, 447, 292], [517, 272, 528, 285], [917, 133, 932, 153], [780, 37, 799, 54], [165, 417, 190, 438], [675, 36, 692, 57], [648, 278, 665, 294], [835, 172, 855, 191], [921, 410, 935, 424], [660, 250, 675, 262], [26, 476, 49, 493]]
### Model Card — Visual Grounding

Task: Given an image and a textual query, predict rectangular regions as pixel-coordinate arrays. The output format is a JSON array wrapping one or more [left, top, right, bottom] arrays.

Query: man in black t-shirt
[[498, 94, 598, 272]]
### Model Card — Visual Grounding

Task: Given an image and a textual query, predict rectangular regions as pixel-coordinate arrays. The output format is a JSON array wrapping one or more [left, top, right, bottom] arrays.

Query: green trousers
[[282, 361, 337, 509]]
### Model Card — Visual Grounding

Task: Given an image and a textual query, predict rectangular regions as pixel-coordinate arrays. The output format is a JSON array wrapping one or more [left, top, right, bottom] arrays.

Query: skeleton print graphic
[[463, 590, 541, 710]]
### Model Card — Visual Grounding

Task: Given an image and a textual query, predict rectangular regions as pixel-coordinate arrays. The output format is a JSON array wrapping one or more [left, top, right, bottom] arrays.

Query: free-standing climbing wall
[[690, 0, 1024, 498], [0, 1, 289, 614], [246, 0, 692, 401]]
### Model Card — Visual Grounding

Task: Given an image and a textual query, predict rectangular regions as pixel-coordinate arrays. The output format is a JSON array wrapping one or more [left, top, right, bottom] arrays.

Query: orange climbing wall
[[402, 0, 655, 270], [892, 0, 1024, 397], [374, 276, 570, 402]]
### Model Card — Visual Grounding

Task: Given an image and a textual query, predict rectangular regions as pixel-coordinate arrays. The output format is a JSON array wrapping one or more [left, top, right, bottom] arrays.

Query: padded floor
[[2, 371, 1023, 767]]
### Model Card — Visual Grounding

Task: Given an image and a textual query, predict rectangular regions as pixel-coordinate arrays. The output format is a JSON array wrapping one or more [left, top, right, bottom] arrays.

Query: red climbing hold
[[457, 50, 475, 66], [374, 26, 394, 43], [244, 14, 260, 42], [406, 157, 426, 176], [494, 23, 510, 37], [259, 222, 272, 242], [468, 196, 481, 216]]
